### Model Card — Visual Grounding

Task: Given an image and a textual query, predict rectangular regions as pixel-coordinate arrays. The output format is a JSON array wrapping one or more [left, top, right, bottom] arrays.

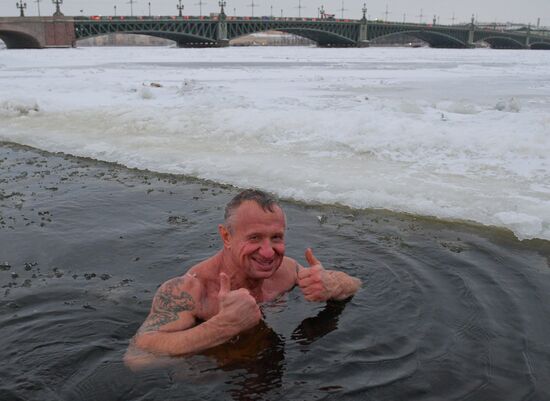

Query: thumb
[[219, 272, 231, 297], [305, 248, 321, 267]]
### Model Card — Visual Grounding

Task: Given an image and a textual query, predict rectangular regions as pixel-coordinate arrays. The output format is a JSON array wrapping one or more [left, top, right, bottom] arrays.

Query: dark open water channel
[[1, 142, 550, 401]]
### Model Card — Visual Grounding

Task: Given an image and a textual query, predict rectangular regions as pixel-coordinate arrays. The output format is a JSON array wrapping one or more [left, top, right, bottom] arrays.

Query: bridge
[[1, 8, 550, 50]]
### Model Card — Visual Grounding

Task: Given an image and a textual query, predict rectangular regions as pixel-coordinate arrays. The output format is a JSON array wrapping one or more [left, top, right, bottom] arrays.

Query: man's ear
[[218, 224, 232, 248]]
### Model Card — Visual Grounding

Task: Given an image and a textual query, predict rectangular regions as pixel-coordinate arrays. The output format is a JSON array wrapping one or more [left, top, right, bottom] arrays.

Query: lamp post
[[127, 0, 135, 17], [177, 0, 184, 16], [219, 0, 226, 17], [296, 0, 303, 18], [114, 4, 117, 16], [52, 0, 63, 17], [16, 1, 27, 17], [339, 0, 347, 19], [148, 1, 151, 16], [362, 3, 367, 21], [34, 0, 41, 16], [248, 0, 256, 17], [195, 0, 205, 17]]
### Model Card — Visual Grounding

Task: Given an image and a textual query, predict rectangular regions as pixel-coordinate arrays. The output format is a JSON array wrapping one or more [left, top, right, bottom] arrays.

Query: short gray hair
[[224, 189, 281, 230]]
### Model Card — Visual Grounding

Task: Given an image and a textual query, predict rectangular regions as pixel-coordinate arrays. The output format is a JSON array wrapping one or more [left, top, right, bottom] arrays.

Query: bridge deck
[[1, 16, 549, 49]]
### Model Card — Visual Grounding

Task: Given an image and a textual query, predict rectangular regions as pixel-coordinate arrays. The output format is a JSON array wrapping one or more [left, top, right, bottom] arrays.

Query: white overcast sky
[[1, 0, 548, 26]]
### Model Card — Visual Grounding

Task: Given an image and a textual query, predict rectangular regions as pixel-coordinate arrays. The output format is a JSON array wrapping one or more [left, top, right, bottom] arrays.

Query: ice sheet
[[1, 46, 549, 240]]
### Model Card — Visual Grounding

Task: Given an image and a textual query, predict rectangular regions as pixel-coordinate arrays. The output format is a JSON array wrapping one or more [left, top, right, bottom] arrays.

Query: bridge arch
[[227, 21, 359, 47], [76, 32, 176, 46], [76, 31, 214, 47], [478, 36, 525, 49], [530, 42, 550, 50], [234, 27, 355, 47], [0, 29, 42, 49], [373, 30, 468, 48]]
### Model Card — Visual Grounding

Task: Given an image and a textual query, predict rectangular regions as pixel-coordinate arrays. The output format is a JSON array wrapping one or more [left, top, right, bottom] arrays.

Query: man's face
[[223, 201, 286, 279]]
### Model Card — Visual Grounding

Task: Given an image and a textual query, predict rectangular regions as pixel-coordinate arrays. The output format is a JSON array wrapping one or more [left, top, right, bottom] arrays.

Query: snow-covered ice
[[0, 46, 549, 240]]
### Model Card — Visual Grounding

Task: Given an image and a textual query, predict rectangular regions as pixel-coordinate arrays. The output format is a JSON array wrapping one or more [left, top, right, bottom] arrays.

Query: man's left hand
[[297, 248, 339, 302]]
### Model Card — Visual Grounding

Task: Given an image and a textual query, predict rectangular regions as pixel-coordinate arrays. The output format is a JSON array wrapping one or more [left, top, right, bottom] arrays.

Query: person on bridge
[[124, 189, 361, 368]]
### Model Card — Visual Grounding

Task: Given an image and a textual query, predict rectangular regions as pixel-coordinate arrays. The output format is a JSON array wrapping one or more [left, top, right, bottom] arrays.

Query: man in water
[[125, 189, 361, 365]]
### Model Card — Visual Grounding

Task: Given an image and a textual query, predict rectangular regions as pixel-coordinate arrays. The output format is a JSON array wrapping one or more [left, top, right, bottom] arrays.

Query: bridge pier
[[216, 18, 229, 48], [467, 15, 476, 48], [0, 17, 75, 49], [356, 13, 369, 47]]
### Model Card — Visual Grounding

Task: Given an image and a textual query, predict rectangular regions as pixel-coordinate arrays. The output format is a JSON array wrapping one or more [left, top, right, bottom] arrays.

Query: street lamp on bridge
[[52, 0, 63, 17], [177, 0, 184, 17], [296, 0, 304, 18], [248, 0, 256, 18], [219, 0, 226, 17], [16, 1, 27, 17], [34, 0, 41, 16], [362, 3, 367, 21], [195, 0, 206, 17], [127, 0, 136, 17], [338, 0, 347, 19]]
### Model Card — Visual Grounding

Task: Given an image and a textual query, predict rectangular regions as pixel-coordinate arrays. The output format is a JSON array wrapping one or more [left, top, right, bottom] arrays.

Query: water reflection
[[202, 321, 285, 401], [291, 299, 350, 347], [201, 299, 349, 400], [121, 298, 349, 401]]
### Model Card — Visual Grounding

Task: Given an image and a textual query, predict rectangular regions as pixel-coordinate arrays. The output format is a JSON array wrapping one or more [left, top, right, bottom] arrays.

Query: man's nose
[[258, 240, 275, 259]]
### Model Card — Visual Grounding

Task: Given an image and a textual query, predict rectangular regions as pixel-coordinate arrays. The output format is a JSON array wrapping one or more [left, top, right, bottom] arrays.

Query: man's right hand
[[216, 272, 261, 335]]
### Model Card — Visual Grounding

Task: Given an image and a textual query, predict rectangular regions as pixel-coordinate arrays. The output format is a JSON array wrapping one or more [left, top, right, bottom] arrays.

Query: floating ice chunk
[[438, 100, 479, 115], [0, 99, 40, 117], [399, 101, 424, 114], [139, 87, 154, 100], [494, 211, 542, 240], [177, 79, 203, 95], [495, 98, 521, 113]]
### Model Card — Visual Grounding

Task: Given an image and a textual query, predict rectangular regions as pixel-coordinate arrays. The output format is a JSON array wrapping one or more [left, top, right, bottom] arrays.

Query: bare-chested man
[[125, 189, 361, 368]]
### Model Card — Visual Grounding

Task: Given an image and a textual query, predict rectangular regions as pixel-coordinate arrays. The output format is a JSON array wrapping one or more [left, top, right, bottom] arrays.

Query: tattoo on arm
[[138, 280, 196, 334]]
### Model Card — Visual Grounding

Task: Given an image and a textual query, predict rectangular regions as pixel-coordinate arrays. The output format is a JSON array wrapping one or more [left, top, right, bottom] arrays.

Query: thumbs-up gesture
[[216, 273, 261, 335], [297, 248, 338, 302]]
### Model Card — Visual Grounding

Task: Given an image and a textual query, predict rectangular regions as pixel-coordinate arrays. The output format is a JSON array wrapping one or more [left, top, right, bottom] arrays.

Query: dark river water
[[1, 142, 550, 401]]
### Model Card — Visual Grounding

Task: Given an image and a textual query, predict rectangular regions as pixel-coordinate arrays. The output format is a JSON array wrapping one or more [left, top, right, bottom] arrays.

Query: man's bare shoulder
[[150, 255, 219, 309], [156, 274, 201, 301], [186, 252, 222, 278]]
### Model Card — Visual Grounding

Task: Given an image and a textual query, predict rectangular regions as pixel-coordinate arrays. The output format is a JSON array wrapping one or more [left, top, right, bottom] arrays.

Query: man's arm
[[130, 273, 261, 358], [296, 248, 362, 302]]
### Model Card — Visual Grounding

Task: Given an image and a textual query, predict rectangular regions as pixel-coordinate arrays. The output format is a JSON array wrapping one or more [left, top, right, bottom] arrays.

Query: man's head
[[224, 189, 282, 232], [219, 189, 286, 279]]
